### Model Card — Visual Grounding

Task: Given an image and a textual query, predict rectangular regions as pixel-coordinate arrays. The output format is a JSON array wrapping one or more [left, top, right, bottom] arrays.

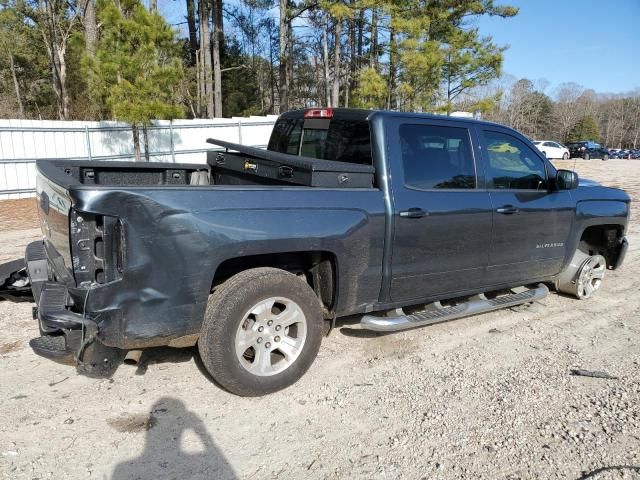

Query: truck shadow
[[132, 346, 228, 391], [111, 396, 237, 480], [133, 346, 196, 375]]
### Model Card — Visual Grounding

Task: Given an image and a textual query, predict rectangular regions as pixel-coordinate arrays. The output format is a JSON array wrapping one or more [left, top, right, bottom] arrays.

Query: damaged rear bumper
[[24, 240, 122, 373], [22, 238, 203, 373]]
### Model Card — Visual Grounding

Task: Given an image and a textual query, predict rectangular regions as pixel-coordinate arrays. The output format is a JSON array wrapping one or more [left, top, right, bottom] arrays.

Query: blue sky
[[476, 0, 640, 94]]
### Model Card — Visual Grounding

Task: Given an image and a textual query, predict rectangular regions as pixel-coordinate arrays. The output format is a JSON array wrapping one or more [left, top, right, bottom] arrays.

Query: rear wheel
[[603, 154, 609, 161], [584, 153, 590, 160], [198, 267, 323, 396], [562, 152, 569, 160], [557, 249, 606, 299]]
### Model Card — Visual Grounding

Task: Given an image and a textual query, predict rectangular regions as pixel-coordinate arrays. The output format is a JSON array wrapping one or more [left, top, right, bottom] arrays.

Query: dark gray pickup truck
[[1, 108, 630, 396]]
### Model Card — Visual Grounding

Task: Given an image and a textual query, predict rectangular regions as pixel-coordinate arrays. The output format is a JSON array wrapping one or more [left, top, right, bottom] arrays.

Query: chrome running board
[[360, 284, 549, 332]]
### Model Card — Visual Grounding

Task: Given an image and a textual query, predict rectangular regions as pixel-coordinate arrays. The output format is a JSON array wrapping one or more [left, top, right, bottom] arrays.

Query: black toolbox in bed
[[206, 138, 374, 188]]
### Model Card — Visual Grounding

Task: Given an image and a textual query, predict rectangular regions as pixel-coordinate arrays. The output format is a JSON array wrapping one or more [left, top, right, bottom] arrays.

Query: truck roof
[[279, 108, 507, 129]]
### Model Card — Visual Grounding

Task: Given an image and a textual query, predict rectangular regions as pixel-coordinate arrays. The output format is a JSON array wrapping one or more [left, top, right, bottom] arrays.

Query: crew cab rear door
[[386, 117, 492, 302], [478, 127, 574, 286]]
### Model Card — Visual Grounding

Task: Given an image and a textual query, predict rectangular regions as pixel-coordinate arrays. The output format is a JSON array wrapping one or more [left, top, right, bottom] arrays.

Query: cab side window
[[399, 124, 476, 190], [483, 130, 547, 190]]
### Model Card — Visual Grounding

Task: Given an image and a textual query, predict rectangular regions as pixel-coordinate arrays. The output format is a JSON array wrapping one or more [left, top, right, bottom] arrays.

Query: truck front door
[[387, 119, 493, 303], [479, 128, 575, 286]]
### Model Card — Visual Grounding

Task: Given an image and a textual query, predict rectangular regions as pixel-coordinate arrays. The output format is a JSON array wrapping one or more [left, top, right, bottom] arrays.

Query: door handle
[[399, 208, 428, 218], [496, 205, 519, 215]]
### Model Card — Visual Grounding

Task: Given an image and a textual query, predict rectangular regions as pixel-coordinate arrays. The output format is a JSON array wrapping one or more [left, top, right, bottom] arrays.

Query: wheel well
[[579, 225, 623, 267], [212, 251, 337, 315]]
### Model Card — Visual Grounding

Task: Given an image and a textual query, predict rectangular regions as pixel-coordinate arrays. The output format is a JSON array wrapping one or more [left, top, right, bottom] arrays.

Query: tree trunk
[[196, 48, 203, 116], [83, 0, 97, 57], [132, 124, 141, 161], [39, 0, 77, 120], [212, 0, 223, 117], [55, 45, 69, 119], [386, 25, 395, 110], [269, 27, 275, 112], [332, 19, 341, 108], [278, 0, 288, 112], [143, 125, 150, 161], [9, 52, 24, 118], [149, 0, 157, 11], [446, 52, 452, 115], [286, 27, 293, 107], [370, 8, 377, 68], [199, 0, 213, 117], [322, 15, 330, 107], [347, 11, 355, 107], [42, 21, 70, 119], [186, 0, 198, 65], [357, 9, 363, 63]]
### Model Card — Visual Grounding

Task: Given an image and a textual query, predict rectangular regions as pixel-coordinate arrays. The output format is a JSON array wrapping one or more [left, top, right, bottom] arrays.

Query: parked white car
[[532, 140, 570, 160]]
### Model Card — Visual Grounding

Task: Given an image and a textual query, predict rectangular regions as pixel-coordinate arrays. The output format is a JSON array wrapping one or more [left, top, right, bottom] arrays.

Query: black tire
[[603, 154, 609, 161], [584, 153, 590, 160], [198, 267, 323, 396], [562, 153, 569, 160]]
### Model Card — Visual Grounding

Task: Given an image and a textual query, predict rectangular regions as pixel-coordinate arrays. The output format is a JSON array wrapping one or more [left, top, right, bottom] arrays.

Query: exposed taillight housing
[[70, 210, 124, 286]]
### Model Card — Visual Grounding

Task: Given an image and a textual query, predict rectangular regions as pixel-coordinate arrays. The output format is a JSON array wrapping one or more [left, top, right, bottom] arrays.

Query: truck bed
[[36, 139, 375, 191], [36, 159, 211, 189]]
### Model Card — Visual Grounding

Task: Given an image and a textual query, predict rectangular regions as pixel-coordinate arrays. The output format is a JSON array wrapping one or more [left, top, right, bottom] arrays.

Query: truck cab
[[269, 110, 626, 304]]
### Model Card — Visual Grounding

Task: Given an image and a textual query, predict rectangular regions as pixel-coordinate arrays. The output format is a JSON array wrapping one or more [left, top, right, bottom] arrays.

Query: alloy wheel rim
[[576, 255, 606, 299], [234, 297, 307, 376]]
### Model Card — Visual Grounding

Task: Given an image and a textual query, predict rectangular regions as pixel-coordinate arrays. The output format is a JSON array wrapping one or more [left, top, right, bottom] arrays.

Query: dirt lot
[[0, 160, 639, 480]]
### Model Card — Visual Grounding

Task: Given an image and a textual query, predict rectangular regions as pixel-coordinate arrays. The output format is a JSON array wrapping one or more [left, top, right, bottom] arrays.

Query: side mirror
[[556, 169, 579, 190]]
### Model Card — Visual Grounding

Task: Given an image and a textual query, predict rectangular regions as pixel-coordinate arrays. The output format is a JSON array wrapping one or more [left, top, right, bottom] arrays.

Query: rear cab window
[[269, 119, 302, 155], [268, 111, 373, 166]]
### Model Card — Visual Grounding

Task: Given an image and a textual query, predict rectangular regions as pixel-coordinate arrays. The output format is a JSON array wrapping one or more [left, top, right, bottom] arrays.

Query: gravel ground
[[0, 160, 639, 480]]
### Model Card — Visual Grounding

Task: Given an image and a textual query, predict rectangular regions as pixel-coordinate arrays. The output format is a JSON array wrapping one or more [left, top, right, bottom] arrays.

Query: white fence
[[0, 116, 279, 200]]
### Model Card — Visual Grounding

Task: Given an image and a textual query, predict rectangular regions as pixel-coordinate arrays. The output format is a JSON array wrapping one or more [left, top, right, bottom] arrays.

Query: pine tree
[[568, 115, 600, 143], [442, 29, 505, 115], [87, 0, 185, 160], [352, 67, 386, 108]]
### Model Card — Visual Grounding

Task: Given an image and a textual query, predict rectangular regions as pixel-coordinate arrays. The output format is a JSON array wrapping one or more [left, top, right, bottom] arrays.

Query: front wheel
[[557, 249, 606, 299], [584, 153, 590, 160], [603, 154, 609, 161], [562, 152, 569, 160], [198, 267, 324, 396]]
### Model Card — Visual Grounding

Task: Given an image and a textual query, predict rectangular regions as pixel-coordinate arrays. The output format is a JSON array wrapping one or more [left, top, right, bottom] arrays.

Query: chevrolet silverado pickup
[[1, 108, 630, 396]]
